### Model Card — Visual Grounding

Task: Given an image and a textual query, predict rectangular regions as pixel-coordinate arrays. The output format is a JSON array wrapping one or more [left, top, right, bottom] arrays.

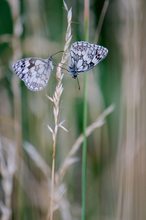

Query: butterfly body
[[12, 57, 53, 91], [68, 41, 108, 78]]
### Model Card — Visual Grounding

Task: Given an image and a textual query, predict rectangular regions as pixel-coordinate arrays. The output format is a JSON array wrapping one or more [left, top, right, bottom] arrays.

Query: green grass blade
[[82, 1, 89, 220]]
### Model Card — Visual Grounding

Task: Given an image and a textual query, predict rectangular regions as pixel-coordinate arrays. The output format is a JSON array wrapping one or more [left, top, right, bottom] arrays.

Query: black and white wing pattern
[[68, 41, 108, 78], [12, 57, 54, 91]]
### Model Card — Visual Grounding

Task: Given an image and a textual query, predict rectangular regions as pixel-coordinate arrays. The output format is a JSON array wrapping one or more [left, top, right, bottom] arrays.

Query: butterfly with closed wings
[[12, 41, 108, 91], [68, 41, 108, 78], [12, 57, 54, 91]]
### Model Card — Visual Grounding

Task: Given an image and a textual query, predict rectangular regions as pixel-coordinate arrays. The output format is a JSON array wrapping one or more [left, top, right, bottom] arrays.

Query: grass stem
[[82, 1, 89, 220], [49, 137, 56, 220]]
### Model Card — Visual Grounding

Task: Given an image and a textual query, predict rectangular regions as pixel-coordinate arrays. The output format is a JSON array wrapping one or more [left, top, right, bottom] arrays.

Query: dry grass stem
[[18, 159, 51, 209], [47, 1, 72, 219], [0, 137, 16, 220], [95, 0, 109, 43], [21, 144, 73, 220], [23, 142, 51, 177], [58, 104, 115, 180]]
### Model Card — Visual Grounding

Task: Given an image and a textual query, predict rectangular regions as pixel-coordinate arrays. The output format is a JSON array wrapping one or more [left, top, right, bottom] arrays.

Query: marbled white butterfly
[[12, 57, 54, 91], [68, 41, 108, 78]]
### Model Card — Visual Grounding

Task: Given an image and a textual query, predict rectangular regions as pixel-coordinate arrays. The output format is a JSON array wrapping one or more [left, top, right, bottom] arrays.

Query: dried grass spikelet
[[47, 1, 72, 136], [47, 2, 72, 220], [56, 1, 72, 80]]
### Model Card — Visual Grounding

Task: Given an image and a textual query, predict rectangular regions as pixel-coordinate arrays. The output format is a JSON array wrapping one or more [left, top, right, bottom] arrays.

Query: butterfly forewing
[[68, 41, 108, 78], [12, 57, 53, 91]]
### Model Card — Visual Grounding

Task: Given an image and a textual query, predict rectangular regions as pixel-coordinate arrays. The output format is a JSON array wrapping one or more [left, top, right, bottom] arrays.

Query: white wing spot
[[77, 59, 83, 68]]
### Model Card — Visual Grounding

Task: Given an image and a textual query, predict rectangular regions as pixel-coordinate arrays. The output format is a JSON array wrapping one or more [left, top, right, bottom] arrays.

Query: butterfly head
[[48, 57, 54, 71], [68, 65, 78, 79]]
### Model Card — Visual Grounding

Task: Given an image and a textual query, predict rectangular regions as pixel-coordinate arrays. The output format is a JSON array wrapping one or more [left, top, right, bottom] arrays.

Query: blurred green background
[[1, 0, 146, 220]]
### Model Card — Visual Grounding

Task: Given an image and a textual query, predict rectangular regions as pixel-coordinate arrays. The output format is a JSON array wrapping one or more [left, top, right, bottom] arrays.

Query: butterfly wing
[[89, 44, 108, 67], [12, 57, 53, 91], [68, 41, 108, 78]]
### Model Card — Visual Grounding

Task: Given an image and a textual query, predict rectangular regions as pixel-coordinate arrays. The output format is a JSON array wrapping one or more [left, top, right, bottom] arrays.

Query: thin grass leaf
[[47, 124, 54, 134], [23, 142, 51, 177], [58, 105, 115, 180]]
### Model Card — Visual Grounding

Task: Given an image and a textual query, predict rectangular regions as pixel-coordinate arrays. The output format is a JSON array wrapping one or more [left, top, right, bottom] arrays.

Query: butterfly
[[68, 41, 108, 78], [12, 57, 54, 91]]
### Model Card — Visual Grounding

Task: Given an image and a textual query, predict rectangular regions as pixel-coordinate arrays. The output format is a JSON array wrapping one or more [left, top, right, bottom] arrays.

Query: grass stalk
[[50, 134, 57, 220], [82, 1, 89, 220], [48, 2, 72, 219], [95, 0, 109, 42], [82, 1, 109, 219], [48, 76, 64, 220], [82, 76, 88, 220], [58, 105, 114, 180]]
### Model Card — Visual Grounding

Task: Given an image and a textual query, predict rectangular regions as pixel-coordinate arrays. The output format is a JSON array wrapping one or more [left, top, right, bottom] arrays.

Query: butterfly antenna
[[76, 77, 80, 90], [53, 61, 69, 73]]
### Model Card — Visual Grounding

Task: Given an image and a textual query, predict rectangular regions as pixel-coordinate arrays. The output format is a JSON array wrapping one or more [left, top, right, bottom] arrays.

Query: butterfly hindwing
[[12, 57, 53, 91], [68, 41, 108, 78]]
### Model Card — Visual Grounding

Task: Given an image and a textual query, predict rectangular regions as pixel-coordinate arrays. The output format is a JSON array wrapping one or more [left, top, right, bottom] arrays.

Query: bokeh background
[[1, 0, 146, 220]]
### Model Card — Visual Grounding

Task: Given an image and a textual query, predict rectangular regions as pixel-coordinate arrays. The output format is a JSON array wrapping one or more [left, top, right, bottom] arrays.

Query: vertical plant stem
[[50, 135, 56, 220], [82, 1, 89, 220], [48, 2, 72, 218], [82, 78, 88, 220]]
